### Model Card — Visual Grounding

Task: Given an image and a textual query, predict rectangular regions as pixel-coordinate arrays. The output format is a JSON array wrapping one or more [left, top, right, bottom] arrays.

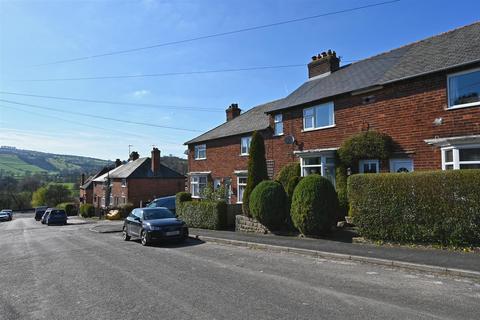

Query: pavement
[[90, 220, 480, 278], [1, 213, 479, 319]]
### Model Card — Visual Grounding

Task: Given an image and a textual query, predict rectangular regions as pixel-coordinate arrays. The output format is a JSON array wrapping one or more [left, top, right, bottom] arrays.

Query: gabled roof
[[185, 99, 284, 145], [93, 158, 184, 182], [80, 165, 113, 189], [268, 21, 480, 113]]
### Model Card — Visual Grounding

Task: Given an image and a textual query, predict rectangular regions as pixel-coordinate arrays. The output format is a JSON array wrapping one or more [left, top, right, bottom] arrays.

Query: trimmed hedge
[[57, 202, 78, 216], [249, 181, 287, 229], [286, 176, 302, 202], [348, 170, 480, 246], [79, 203, 95, 218], [177, 200, 227, 230], [176, 192, 192, 204], [338, 131, 393, 169], [290, 175, 339, 236], [276, 162, 301, 190]]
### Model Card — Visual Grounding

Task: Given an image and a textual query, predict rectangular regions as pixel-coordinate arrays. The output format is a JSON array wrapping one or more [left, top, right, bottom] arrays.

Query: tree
[[31, 184, 72, 207], [242, 131, 268, 216], [129, 151, 140, 161], [115, 158, 122, 167]]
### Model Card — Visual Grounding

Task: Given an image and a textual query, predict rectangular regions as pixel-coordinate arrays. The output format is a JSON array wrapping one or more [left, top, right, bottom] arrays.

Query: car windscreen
[[143, 209, 175, 220], [51, 210, 66, 216]]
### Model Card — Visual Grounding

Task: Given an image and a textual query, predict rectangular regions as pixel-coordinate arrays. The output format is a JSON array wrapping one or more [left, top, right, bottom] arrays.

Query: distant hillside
[[0, 146, 188, 177], [0, 146, 112, 177]]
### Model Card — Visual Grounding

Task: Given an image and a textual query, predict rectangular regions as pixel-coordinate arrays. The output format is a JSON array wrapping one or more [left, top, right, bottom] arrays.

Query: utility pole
[[128, 144, 133, 161]]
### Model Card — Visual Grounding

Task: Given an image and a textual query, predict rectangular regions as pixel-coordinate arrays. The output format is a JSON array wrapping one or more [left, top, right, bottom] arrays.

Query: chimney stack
[[307, 50, 340, 79], [226, 103, 241, 122], [151, 147, 161, 176], [81, 173, 85, 186]]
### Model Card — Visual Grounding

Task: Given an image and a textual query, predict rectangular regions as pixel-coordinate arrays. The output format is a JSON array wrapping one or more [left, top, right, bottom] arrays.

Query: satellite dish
[[284, 135, 295, 145]]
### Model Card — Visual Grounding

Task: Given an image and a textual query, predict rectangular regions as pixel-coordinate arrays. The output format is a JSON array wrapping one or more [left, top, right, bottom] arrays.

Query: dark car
[[35, 206, 48, 221], [45, 209, 67, 226], [147, 195, 176, 214], [0, 209, 13, 221], [122, 207, 188, 246]]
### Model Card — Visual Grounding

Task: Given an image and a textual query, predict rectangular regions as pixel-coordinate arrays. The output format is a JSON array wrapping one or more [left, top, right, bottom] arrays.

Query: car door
[[130, 209, 143, 237], [125, 210, 135, 234]]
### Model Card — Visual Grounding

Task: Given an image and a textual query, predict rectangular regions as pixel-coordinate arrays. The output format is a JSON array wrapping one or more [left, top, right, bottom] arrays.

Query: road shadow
[[131, 237, 205, 248]]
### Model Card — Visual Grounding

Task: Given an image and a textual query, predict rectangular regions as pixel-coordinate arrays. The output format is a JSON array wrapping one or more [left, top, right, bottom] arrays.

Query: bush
[[57, 202, 78, 216], [290, 175, 339, 236], [31, 184, 72, 207], [176, 192, 192, 205], [79, 204, 95, 218], [177, 200, 227, 230], [348, 170, 480, 246], [242, 131, 268, 216], [276, 162, 301, 190], [286, 176, 302, 202], [249, 181, 287, 230]]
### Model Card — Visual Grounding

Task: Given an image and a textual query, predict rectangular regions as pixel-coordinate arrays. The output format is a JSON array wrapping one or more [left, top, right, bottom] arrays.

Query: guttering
[[293, 147, 339, 157], [424, 135, 480, 147], [187, 171, 212, 175]]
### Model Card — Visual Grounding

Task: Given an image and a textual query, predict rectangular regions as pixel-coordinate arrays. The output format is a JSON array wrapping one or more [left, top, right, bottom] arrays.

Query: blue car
[[147, 195, 176, 214], [122, 207, 188, 246], [45, 209, 68, 226]]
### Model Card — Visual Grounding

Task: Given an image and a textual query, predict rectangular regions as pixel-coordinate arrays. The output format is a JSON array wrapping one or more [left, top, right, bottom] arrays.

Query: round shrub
[[176, 192, 192, 203], [291, 175, 339, 236], [276, 162, 301, 190], [249, 181, 287, 230], [79, 203, 95, 218], [286, 176, 302, 201], [57, 202, 78, 216]]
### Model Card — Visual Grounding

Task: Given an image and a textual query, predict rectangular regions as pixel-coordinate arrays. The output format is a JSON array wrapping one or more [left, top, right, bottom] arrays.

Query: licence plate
[[165, 230, 180, 236]]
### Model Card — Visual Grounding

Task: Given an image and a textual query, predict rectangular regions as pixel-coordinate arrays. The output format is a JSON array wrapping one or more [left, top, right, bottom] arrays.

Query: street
[[1, 213, 479, 320]]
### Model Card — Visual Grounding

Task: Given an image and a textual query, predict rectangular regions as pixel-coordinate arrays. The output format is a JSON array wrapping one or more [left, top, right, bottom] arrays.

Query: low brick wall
[[235, 215, 270, 234]]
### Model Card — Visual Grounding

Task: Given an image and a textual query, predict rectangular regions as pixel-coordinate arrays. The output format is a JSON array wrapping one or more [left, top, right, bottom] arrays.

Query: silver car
[[0, 209, 13, 221]]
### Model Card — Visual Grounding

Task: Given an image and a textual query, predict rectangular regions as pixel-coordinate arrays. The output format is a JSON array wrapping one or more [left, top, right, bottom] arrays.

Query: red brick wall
[[187, 65, 480, 198], [126, 178, 184, 207], [79, 188, 92, 204]]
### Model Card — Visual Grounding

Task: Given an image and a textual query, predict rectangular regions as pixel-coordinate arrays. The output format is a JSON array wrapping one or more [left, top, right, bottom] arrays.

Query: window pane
[[241, 137, 251, 154], [459, 148, 480, 162], [303, 157, 321, 165], [363, 162, 378, 173], [315, 103, 334, 128], [303, 167, 321, 176], [445, 164, 454, 170], [460, 163, 480, 169], [449, 70, 480, 107], [304, 116, 314, 129], [445, 149, 453, 162], [239, 177, 247, 184], [199, 176, 207, 184], [274, 114, 282, 122], [275, 122, 283, 135]]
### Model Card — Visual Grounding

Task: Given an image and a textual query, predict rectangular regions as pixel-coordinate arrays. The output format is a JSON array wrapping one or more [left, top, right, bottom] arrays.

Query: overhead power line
[[0, 99, 203, 133], [0, 91, 224, 112], [34, 0, 401, 66]]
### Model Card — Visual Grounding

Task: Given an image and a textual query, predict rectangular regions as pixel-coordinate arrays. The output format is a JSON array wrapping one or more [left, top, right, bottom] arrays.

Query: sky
[[0, 0, 479, 161]]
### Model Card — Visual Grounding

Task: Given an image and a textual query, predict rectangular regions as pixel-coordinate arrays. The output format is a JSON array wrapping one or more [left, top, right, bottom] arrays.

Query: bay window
[[359, 160, 380, 173], [303, 102, 335, 130], [448, 68, 480, 109], [299, 153, 336, 186], [191, 175, 208, 198], [442, 146, 480, 169]]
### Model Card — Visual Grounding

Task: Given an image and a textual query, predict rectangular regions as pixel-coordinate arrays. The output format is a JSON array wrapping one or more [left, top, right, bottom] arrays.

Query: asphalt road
[[1, 213, 479, 320]]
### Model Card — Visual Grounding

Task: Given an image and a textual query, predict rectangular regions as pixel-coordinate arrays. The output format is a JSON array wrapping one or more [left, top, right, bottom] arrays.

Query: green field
[[0, 154, 47, 175]]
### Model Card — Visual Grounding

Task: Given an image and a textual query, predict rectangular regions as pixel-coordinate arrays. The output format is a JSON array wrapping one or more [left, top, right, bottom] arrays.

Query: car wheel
[[140, 230, 150, 246], [122, 227, 131, 241]]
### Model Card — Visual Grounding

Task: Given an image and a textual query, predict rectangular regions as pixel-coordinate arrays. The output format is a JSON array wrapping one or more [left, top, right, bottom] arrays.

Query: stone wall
[[235, 215, 270, 234]]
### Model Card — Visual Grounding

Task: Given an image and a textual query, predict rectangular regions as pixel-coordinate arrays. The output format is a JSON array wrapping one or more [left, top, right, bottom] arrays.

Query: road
[[1, 213, 479, 320]]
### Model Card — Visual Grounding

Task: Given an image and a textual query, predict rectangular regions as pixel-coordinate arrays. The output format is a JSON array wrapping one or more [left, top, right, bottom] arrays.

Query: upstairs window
[[448, 68, 480, 109], [194, 144, 206, 160], [241, 136, 252, 155], [274, 114, 283, 135], [303, 102, 335, 130]]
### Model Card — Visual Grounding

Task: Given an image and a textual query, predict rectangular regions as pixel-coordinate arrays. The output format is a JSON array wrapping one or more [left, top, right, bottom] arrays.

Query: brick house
[[92, 148, 184, 208], [185, 22, 480, 204], [79, 166, 113, 205]]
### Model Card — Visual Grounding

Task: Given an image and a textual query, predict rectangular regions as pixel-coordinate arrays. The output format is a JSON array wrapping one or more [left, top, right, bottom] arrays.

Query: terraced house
[[185, 22, 480, 204]]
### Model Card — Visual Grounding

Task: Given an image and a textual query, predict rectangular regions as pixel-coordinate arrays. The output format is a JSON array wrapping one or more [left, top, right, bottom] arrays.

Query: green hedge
[[79, 203, 95, 218], [177, 200, 227, 230], [176, 192, 192, 204], [348, 170, 480, 246], [57, 202, 78, 216], [276, 162, 301, 190], [291, 175, 339, 236], [249, 181, 287, 230]]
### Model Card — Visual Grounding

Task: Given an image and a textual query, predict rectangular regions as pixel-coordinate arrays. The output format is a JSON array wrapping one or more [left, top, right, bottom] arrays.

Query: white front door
[[390, 159, 414, 173]]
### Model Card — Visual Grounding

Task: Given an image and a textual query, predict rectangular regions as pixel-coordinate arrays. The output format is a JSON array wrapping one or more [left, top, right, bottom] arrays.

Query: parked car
[[35, 206, 49, 221], [0, 209, 13, 221], [41, 208, 52, 224], [122, 207, 188, 246], [45, 209, 67, 226], [146, 195, 176, 214]]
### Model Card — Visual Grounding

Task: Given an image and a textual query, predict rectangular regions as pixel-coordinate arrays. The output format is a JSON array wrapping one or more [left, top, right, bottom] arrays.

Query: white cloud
[[132, 89, 151, 98]]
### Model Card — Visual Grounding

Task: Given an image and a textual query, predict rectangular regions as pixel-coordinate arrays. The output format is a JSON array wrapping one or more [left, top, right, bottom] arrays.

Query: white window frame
[[240, 136, 252, 156], [237, 176, 247, 204], [274, 114, 283, 136], [190, 175, 208, 198], [194, 144, 206, 160], [359, 159, 380, 173], [447, 67, 480, 110], [303, 102, 335, 131], [441, 144, 480, 170], [299, 153, 336, 186]]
